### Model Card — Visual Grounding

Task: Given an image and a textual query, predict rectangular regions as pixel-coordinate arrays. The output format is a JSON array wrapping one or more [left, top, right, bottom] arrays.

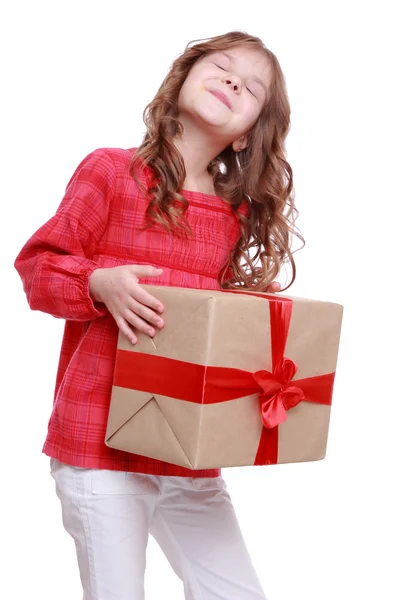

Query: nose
[[222, 73, 242, 93]]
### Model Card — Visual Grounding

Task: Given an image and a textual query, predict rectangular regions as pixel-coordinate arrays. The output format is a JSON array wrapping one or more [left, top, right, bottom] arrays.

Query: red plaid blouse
[[14, 147, 249, 477]]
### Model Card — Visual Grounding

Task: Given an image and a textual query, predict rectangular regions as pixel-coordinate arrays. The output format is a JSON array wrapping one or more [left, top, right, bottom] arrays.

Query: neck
[[173, 116, 228, 193]]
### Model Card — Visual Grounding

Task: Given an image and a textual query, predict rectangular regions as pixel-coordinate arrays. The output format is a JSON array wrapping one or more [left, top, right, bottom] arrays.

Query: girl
[[15, 30, 303, 600]]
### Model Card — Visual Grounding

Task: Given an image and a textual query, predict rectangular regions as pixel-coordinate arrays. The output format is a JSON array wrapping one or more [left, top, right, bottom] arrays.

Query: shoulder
[[67, 147, 137, 186], [81, 146, 136, 171]]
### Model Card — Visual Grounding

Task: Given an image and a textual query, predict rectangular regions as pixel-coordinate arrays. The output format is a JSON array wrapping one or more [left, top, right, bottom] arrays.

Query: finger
[[130, 265, 163, 280], [128, 298, 164, 328], [266, 281, 281, 293], [115, 316, 138, 345], [130, 284, 164, 314], [124, 310, 158, 337]]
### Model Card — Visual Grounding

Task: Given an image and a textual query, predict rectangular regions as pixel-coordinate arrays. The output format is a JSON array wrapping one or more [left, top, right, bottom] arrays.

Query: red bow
[[253, 358, 306, 428]]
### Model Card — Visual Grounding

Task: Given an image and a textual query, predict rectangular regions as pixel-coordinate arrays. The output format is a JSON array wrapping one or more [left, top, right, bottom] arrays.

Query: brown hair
[[129, 30, 304, 291]]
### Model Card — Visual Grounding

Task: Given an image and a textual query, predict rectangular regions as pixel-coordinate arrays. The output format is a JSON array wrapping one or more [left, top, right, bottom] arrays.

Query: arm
[[14, 148, 116, 321]]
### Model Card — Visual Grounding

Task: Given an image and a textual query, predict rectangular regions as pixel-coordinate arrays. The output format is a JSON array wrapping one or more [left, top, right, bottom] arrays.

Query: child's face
[[177, 45, 271, 150]]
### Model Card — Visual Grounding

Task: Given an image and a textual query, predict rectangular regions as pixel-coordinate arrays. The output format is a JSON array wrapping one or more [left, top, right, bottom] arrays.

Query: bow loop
[[277, 357, 299, 385], [253, 357, 305, 429]]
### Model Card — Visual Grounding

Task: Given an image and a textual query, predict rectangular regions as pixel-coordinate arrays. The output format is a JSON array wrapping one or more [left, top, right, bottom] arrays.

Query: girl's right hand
[[89, 265, 165, 344]]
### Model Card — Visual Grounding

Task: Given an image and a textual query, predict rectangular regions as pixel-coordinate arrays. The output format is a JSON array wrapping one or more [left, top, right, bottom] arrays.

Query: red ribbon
[[113, 292, 335, 465]]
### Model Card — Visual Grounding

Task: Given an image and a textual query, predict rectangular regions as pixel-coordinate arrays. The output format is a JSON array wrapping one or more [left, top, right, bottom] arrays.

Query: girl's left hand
[[265, 281, 281, 293]]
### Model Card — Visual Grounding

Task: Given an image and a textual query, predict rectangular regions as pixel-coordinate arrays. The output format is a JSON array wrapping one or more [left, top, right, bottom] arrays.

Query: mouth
[[208, 89, 231, 110]]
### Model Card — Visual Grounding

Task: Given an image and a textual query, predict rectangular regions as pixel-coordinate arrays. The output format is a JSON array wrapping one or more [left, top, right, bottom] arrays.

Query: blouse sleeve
[[14, 148, 116, 322]]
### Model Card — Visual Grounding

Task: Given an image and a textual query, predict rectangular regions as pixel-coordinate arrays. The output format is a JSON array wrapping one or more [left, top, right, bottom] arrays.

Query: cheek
[[177, 81, 193, 111], [239, 99, 261, 128], [178, 72, 213, 113], [178, 74, 199, 105]]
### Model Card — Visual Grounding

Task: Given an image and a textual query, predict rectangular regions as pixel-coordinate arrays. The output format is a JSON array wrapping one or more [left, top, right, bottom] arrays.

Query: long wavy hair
[[129, 30, 305, 291]]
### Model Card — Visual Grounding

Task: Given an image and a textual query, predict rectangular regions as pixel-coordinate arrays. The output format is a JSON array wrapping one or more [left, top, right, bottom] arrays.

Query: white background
[[2, 1, 399, 599]]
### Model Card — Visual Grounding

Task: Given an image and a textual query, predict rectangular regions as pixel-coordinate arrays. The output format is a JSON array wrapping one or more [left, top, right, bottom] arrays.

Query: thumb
[[266, 281, 281, 293], [130, 265, 163, 279]]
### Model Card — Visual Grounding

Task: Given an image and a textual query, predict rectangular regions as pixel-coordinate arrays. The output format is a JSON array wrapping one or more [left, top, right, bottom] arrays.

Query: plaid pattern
[[14, 147, 248, 477]]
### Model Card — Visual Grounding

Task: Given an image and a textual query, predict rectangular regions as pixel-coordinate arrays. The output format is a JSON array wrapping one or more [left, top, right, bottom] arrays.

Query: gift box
[[105, 286, 343, 469]]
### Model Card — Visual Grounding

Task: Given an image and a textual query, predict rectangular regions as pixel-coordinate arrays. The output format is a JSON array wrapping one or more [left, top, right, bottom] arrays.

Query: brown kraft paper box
[[105, 285, 344, 469]]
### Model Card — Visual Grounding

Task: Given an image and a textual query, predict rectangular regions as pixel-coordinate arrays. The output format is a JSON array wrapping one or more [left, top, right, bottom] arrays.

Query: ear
[[232, 135, 248, 152]]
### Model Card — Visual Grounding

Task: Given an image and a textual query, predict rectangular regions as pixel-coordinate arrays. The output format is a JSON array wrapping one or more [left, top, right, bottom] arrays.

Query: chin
[[193, 100, 232, 127], [178, 95, 234, 134]]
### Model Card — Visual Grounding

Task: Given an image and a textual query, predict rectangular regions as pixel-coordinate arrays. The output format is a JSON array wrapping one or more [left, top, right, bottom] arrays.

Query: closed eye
[[215, 63, 228, 71], [246, 87, 256, 97]]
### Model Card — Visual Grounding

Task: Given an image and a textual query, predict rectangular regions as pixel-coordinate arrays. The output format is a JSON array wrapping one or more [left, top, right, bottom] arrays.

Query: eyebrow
[[216, 51, 268, 94]]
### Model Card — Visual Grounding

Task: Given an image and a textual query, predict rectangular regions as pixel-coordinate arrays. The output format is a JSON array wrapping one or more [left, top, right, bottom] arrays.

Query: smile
[[208, 89, 231, 110]]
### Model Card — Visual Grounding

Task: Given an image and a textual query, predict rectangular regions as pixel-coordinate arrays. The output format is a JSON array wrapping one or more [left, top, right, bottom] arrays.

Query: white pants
[[50, 458, 267, 600]]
